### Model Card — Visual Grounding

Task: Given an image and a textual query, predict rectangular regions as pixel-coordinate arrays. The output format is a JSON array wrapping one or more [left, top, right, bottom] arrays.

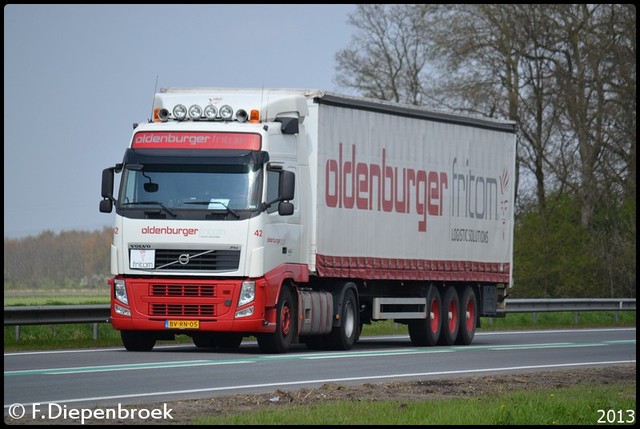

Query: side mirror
[[99, 199, 113, 213], [278, 201, 294, 216], [262, 168, 296, 214], [100, 167, 116, 213], [101, 167, 114, 199], [280, 170, 295, 201]]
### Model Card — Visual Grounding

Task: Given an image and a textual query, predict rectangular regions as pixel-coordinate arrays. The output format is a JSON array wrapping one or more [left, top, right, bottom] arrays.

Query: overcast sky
[[4, 4, 357, 238]]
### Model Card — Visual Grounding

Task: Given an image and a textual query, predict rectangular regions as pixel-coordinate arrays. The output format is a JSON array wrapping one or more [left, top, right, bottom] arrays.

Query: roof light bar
[[158, 102, 259, 122]]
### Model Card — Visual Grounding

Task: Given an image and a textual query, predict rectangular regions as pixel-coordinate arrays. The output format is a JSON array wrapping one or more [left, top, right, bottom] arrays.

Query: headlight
[[188, 104, 202, 119], [204, 105, 217, 119], [114, 279, 128, 305], [236, 109, 248, 122], [114, 304, 131, 317], [238, 280, 256, 306], [219, 105, 233, 120], [235, 306, 254, 318], [173, 104, 187, 121]]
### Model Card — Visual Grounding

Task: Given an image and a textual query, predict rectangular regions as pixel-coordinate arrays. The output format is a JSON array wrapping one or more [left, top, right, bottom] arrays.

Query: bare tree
[[334, 4, 434, 105]]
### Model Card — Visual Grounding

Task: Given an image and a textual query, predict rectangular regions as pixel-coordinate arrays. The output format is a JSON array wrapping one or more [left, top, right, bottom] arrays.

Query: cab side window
[[266, 168, 280, 214]]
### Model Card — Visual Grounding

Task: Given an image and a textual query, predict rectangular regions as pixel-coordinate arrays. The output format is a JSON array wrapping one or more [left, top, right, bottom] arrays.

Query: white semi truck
[[100, 88, 517, 353]]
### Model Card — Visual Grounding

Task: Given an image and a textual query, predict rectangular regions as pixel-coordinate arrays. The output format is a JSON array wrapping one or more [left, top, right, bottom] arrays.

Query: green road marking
[[5, 340, 635, 377]]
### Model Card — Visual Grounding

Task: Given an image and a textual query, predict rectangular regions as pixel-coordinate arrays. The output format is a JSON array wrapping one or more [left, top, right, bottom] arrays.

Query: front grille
[[151, 284, 216, 297], [154, 249, 240, 271], [151, 303, 215, 317]]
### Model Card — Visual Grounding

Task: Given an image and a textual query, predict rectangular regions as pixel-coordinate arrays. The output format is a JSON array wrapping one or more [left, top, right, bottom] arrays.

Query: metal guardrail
[[4, 304, 111, 341], [4, 304, 111, 326], [3, 298, 636, 326], [497, 298, 636, 314]]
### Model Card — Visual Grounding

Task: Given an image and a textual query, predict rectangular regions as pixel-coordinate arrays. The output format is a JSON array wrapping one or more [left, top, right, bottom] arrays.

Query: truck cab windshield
[[118, 163, 262, 220]]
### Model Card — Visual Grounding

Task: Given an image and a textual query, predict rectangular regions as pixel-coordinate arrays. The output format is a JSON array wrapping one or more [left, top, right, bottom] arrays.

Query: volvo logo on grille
[[178, 253, 190, 265]]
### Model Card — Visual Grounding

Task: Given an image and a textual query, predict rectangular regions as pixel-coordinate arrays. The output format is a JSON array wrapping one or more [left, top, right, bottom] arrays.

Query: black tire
[[121, 330, 156, 351], [192, 333, 217, 348], [456, 286, 477, 345], [438, 286, 460, 346], [356, 322, 363, 342], [257, 286, 296, 354], [408, 286, 442, 346], [216, 333, 243, 349], [326, 288, 359, 350]]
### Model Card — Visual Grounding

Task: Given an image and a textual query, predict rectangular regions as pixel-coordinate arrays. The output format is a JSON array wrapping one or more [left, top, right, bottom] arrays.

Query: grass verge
[[192, 382, 636, 425]]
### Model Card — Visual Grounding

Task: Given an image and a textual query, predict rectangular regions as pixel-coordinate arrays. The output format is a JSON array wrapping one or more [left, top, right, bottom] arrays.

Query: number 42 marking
[[254, 229, 263, 237]]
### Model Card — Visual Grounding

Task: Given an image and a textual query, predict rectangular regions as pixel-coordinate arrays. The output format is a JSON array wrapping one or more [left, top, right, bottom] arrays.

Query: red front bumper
[[109, 276, 275, 334]]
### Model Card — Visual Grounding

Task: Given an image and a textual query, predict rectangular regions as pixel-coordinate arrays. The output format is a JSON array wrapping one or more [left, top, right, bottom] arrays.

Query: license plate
[[165, 320, 199, 329]]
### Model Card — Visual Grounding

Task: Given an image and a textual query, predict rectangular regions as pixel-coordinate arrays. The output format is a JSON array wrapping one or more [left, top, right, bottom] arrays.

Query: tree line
[[4, 227, 112, 290]]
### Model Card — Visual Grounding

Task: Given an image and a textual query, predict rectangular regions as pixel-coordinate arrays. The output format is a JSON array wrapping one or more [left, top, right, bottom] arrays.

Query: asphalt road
[[4, 328, 636, 420]]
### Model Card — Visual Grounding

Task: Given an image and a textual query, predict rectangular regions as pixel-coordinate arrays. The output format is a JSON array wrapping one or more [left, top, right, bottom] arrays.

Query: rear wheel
[[257, 286, 296, 354], [438, 286, 460, 346], [456, 286, 477, 345], [326, 288, 359, 350], [408, 286, 441, 346], [121, 330, 156, 351]]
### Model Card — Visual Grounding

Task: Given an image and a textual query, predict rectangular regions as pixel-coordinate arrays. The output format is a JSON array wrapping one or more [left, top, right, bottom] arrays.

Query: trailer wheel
[[327, 288, 358, 350], [121, 330, 156, 351], [257, 286, 296, 354], [456, 286, 477, 345], [408, 286, 441, 346], [438, 286, 460, 345]]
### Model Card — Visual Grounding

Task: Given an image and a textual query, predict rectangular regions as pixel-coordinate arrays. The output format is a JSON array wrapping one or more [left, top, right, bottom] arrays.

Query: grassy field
[[3, 290, 109, 306]]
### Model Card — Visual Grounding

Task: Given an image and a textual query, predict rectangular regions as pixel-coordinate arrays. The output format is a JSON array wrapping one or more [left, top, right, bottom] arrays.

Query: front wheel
[[216, 333, 243, 349], [121, 330, 156, 351], [257, 286, 296, 354], [192, 333, 217, 348]]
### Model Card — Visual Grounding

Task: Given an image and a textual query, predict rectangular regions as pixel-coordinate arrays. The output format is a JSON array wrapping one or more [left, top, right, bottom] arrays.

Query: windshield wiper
[[121, 201, 177, 218], [183, 200, 240, 219]]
